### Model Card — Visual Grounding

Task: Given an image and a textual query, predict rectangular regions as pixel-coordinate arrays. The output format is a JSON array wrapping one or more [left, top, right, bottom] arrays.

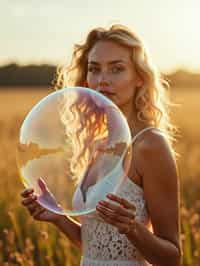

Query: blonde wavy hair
[[58, 89, 109, 182], [53, 24, 178, 168]]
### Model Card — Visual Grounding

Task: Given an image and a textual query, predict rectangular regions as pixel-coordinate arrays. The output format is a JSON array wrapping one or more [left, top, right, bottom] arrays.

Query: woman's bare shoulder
[[134, 128, 176, 178], [135, 128, 171, 157]]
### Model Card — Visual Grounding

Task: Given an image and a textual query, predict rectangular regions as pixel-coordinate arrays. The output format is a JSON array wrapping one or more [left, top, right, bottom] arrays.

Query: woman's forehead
[[87, 41, 132, 64]]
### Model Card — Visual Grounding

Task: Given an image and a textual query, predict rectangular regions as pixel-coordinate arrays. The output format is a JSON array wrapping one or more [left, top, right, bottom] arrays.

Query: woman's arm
[[21, 185, 82, 249], [128, 131, 182, 265], [126, 220, 181, 266], [97, 131, 182, 266], [53, 215, 82, 249]]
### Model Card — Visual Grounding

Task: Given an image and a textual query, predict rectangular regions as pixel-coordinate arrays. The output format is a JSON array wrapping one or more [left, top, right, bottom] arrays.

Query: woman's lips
[[100, 91, 115, 97]]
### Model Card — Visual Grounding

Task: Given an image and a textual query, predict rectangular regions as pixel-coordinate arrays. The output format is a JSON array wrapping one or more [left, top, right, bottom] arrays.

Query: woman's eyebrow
[[88, 60, 128, 65]]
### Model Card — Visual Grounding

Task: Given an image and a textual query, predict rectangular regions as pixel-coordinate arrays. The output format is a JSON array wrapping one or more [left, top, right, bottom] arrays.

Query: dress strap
[[131, 126, 156, 144]]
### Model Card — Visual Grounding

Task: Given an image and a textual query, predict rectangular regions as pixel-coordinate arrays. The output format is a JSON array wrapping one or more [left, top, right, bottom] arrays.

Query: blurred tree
[[0, 64, 56, 87], [0, 64, 200, 89]]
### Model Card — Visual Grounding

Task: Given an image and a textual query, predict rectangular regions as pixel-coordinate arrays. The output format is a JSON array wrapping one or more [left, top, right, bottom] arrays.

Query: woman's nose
[[98, 72, 110, 86]]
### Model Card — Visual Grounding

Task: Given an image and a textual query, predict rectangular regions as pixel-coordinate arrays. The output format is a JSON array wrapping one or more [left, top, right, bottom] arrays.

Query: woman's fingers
[[107, 194, 136, 211], [114, 213, 135, 224], [21, 188, 34, 197], [27, 202, 39, 212], [97, 210, 134, 234], [21, 194, 37, 205], [21, 192, 41, 214], [97, 200, 136, 218], [97, 204, 135, 221], [97, 210, 116, 225], [38, 177, 50, 194], [20, 187, 53, 222], [96, 195, 136, 233]]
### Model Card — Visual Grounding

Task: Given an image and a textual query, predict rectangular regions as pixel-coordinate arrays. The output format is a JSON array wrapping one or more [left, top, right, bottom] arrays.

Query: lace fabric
[[72, 127, 155, 265], [73, 177, 151, 265], [80, 257, 150, 266]]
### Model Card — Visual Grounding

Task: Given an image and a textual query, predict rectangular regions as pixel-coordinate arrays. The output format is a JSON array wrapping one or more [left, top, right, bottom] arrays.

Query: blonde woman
[[21, 24, 182, 266]]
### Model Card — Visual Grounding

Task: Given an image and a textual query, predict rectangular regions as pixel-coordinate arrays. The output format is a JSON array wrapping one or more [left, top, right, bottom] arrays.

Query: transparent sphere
[[16, 87, 132, 216]]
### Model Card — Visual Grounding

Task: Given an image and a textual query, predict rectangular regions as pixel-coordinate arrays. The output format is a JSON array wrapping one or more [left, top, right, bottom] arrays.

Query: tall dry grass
[[0, 87, 200, 265]]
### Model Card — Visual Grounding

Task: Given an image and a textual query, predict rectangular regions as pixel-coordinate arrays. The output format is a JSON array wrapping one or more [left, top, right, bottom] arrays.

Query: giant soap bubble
[[16, 87, 132, 216]]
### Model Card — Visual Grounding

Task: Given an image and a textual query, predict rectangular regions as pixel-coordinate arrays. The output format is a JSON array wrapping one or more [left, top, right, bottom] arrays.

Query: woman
[[21, 24, 182, 265]]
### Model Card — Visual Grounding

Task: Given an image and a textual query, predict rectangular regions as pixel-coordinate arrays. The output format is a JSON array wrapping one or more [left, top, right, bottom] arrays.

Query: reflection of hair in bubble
[[53, 24, 178, 157], [59, 90, 109, 184]]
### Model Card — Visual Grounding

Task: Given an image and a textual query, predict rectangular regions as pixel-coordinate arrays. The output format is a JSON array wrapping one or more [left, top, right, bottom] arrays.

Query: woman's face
[[86, 40, 141, 108]]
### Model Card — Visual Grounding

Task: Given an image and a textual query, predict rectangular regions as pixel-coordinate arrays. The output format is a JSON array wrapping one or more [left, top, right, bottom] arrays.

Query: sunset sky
[[1, 0, 200, 73]]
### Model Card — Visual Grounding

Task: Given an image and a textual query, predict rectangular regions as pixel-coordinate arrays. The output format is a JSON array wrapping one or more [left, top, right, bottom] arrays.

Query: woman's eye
[[88, 67, 100, 74], [111, 67, 124, 73], [88, 66, 124, 74]]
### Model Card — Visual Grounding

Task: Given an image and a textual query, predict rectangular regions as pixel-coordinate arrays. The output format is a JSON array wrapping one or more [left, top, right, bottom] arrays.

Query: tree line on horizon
[[0, 63, 200, 89]]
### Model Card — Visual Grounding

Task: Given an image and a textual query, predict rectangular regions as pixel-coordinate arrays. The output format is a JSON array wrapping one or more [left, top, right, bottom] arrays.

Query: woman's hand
[[21, 177, 63, 224], [96, 193, 136, 235]]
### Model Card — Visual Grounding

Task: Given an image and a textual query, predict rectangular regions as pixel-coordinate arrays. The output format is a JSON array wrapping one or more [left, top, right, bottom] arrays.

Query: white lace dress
[[72, 127, 155, 266]]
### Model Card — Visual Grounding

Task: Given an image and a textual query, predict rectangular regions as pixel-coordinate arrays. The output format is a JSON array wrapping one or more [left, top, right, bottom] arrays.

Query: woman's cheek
[[86, 76, 97, 89]]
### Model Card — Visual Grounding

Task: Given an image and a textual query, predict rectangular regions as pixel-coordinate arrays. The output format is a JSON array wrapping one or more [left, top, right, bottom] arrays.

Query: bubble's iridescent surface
[[16, 87, 132, 216]]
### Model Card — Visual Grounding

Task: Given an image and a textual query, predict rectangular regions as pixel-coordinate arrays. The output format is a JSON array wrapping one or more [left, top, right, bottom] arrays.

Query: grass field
[[0, 87, 200, 265]]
